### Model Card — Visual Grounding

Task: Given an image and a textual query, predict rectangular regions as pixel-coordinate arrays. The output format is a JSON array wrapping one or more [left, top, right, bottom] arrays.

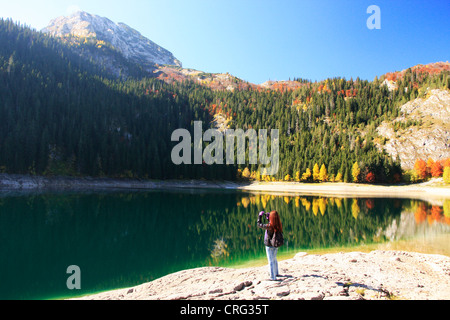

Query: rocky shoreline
[[73, 250, 450, 300]]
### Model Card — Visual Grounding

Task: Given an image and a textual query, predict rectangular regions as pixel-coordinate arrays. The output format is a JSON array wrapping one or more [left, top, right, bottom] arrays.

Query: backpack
[[270, 230, 284, 248]]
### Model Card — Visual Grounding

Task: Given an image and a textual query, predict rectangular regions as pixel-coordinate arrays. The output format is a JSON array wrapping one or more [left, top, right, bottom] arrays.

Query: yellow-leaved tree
[[444, 167, 450, 184], [302, 168, 312, 181], [242, 167, 251, 179], [352, 162, 360, 182], [319, 164, 328, 182], [294, 171, 300, 182], [313, 163, 320, 182]]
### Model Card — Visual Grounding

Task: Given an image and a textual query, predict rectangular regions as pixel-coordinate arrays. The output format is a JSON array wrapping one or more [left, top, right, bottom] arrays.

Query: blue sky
[[1, 0, 449, 84]]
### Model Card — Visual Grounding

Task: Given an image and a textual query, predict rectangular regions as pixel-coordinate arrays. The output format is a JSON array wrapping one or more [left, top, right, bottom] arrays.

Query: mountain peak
[[42, 11, 181, 70]]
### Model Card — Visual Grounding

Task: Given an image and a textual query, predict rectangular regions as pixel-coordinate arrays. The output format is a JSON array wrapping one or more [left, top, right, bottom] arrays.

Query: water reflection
[[234, 194, 449, 253], [0, 190, 448, 299]]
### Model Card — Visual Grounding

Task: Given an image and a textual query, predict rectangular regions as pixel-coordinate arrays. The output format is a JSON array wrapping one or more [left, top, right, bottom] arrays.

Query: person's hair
[[269, 210, 282, 233]]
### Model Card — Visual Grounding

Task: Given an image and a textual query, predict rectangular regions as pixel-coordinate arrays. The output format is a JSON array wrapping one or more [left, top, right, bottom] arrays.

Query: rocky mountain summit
[[42, 11, 181, 75]]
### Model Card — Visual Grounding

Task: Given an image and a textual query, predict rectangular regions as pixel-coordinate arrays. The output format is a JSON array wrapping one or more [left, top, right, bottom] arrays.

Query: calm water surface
[[0, 189, 449, 299]]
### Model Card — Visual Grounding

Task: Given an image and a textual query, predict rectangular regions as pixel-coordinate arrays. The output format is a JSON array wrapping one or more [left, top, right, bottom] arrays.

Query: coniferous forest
[[1, 19, 449, 183]]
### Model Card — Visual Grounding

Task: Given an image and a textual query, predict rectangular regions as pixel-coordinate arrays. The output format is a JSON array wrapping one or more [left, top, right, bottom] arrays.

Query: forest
[[1, 19, 449, 183]]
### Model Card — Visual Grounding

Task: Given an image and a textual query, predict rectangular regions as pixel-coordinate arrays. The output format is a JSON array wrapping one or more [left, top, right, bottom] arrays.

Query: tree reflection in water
[[0, 190, 448, 299]]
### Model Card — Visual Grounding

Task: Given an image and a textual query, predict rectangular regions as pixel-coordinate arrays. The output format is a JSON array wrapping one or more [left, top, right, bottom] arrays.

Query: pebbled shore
[[73, 250, 450, 300]]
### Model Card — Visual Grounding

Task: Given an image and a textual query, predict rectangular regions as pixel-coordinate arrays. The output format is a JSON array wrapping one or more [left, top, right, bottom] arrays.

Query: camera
[[259, 211, 270, 220]]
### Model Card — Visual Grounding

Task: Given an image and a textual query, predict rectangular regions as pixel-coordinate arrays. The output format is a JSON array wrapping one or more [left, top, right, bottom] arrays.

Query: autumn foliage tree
[[414, 159, 428, 180], [443, 159, 450, 184], [444, 167, 450, 184], [444, 158, 450, 168], [352, 162, 360, 183], [313, 163, 320, 182], [301, 168, 312, 182], [319, 164, 328, 182], [431, 161, 443, 177], [366, 172, 376, 184], [426, 158, 435, 176], [241, 167, 251, 179]]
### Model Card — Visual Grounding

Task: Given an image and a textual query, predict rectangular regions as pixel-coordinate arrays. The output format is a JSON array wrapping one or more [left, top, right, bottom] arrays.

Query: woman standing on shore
[[257, 210, 283, 281]]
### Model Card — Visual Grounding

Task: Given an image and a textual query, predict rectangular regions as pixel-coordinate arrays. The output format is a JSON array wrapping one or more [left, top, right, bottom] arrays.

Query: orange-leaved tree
[[426, 158, 435, 176], [414, 159, 428, 180], [366, 172, 376, 183], [431, 161, 443, 177], [444, 158, 450, 168]]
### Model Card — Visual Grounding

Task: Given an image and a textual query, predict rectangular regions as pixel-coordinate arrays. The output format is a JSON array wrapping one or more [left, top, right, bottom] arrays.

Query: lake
[[0, 189, 449, 300]]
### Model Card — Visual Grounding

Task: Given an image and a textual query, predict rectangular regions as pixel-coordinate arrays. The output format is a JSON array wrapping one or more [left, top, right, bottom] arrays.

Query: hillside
[[376, 89, 450, 170], [0, 18, 449, 184], [154, 65, 310, 92], [153, 65, 256, 91], [383, 62, 450, 84]]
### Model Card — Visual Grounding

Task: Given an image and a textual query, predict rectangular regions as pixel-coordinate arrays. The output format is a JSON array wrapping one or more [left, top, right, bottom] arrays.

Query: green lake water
[[0, 189, 449, 300]]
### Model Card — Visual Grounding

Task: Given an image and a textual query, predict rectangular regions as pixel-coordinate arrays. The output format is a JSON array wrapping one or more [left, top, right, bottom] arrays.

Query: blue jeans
[[265, 246, 278, 280]]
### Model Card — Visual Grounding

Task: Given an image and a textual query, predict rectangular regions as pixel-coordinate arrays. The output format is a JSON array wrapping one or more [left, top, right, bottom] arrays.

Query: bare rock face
[[42, 11, 181, 74], [376, 89, 450, 170], [400, 89, 450, 123]]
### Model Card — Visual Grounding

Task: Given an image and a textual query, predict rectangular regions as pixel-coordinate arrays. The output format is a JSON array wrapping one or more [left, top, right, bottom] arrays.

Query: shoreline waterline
[[1, 173, 449, 200]]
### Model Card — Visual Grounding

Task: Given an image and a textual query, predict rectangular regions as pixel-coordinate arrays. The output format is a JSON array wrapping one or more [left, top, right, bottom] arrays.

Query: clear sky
[[1, 0, 449, 84]]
